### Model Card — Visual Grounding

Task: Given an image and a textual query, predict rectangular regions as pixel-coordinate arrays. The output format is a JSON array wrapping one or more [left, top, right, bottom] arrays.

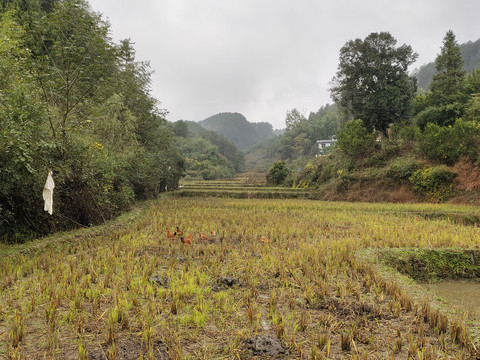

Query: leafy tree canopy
[[276, 105, 340, 160], [414, 37, 480, 91], [414, 31, 474, 127], [337, 119, 376, 161], [171, 120, 245, 177], [0, 1, 184, 242], [331, 32, 417, 136]]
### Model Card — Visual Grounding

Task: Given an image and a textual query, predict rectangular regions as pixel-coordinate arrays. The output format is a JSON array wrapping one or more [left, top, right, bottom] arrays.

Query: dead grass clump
[[453, 157, 480, 191]]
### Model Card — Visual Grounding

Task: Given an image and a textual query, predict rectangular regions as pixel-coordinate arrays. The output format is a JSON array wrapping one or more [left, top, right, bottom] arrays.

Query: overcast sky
[[88, 0, 480, 129]]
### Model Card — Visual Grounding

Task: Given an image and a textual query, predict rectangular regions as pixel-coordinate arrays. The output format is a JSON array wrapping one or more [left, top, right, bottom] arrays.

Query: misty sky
[[88, 0, 480, 129]]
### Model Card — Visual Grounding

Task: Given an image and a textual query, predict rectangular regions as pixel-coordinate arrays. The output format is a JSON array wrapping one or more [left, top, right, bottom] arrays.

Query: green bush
[[335, 173, 357, 192], [290, 162, 319, 188], [415, 106, 446, 130], [409, 166, 456, 201], [337, 119, 376, 161], [386, 158, 422, 183], [363, 141, 398, 168], [419, 119, 480, 165], [181, 137, 236, 180], [389, 122, 421, 143], [267, 161, 289, 185], [415, 103, 464, 129]]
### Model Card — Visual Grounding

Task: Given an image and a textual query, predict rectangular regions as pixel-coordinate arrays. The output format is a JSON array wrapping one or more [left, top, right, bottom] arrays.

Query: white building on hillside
[[316, 135, 337, 155]]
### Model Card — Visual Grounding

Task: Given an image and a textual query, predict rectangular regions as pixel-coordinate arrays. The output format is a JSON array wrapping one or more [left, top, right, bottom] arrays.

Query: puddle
[[427, 280, 480, 318]]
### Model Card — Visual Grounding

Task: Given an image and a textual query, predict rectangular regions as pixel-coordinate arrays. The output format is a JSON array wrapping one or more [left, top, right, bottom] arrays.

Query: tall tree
[[285, 108, 306, 131], [429, 30, 466, 107], [37, 0, 116, 151], [331, 32, 417, 136], [415, 31, 468, 127]]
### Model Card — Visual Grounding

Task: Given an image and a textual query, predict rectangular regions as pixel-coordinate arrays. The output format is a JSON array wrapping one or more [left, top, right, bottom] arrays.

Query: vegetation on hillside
[[2, 0, 480, 249], [415, 37, 480, 91], [0, 1, 184, 242], [331, 32, 418, 137], [171, 120, 245, 180], [3, 4, 480, 358], [199, 112, 276, 150], [244, 104, 339, 171], [266, 31, 480, 204]]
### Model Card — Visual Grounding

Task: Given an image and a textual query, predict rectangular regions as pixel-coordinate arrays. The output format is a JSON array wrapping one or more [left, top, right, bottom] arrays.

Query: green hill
[[171, 120, 245, 179], [415, 38, 480, 91], [199, 112, 276, 150]]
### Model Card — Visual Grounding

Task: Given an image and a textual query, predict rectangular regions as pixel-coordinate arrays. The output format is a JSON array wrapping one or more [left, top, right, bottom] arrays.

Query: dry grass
[[454, 157, 480, 191], [1, 196, 480, 359]]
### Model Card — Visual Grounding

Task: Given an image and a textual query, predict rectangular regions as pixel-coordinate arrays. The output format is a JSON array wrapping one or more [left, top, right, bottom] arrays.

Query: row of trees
[[245, 104, 340, 167], [331, 31, 480, 169], [275, 30, 479, 165], [0, 0, 184, 242], [331, 30, 480, 136]]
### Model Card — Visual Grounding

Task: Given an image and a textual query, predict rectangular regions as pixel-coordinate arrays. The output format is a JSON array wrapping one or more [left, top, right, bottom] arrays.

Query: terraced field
[[177, 177, 312, 199], [1, 179, 480, 359]]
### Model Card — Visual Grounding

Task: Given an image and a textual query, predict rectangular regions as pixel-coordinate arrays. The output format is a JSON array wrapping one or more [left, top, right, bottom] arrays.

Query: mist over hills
[[198, 112, 276, 150]]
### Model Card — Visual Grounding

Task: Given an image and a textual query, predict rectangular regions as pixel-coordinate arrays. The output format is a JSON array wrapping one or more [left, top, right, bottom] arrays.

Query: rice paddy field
[[2, 179, 480, 359]]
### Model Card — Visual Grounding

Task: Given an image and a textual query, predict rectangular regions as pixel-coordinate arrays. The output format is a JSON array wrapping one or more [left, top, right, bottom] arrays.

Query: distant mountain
[[414, 38, 480, 91], [199, 112, 276, 150]]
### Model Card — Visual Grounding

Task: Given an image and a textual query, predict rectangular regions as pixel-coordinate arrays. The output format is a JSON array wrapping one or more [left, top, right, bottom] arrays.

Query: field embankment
[[177, 177, 312, 199]]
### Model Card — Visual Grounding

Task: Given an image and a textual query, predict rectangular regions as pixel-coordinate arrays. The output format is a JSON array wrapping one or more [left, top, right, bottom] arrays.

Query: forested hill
[[171, 120, 245, 179], [199, 112, 276, 150], [415, 38, 480, 91]]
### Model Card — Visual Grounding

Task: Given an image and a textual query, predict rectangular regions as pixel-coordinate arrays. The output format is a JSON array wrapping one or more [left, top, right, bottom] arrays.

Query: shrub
[[387, 158, 422, 183], [290, 162, 317, 188], [409, 166, 456, 201], [415, 103, 464, 129], [267, 161, 289, 185], [363, 141, 397, 168], [415, 106, 446, 130], [419, 119, 480, 165], [450, 118, 480, 163], [389, 122, 421, 143], [335, 173, 357, 192], [337, 119, 376, 161], [313, 152, 354, 185]]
